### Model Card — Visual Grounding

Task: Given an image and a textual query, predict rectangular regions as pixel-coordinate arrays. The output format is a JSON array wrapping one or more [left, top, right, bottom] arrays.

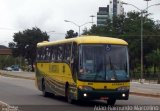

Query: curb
[[130, 91, 160, 98], [0, 73, 35, 80]]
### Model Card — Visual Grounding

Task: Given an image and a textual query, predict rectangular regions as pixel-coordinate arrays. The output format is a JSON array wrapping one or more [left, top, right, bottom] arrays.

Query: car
[[11, 65, 20, 71], [4, 67, 12, 71]]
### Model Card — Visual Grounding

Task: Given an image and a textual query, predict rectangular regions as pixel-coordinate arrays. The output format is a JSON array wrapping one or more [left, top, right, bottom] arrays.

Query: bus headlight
[[117, 86, 129, 91], [78, 86, 94, 91]]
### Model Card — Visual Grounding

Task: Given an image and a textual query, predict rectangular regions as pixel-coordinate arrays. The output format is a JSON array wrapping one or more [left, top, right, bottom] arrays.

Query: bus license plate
[[100, 97, 108, 100]]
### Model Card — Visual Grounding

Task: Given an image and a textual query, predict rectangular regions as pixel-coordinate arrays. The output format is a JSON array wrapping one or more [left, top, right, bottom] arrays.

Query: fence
[[130, 71, 160, 83]]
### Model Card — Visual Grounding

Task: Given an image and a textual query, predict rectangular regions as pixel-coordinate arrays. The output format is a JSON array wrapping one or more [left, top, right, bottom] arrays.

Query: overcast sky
[[0, 0, 160, 46]]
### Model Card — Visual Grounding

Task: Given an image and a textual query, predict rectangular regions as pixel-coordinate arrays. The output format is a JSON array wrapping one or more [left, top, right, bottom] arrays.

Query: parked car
[[4, 67, 12, 71], [4, 65, 20, 71], [11, 65, 20, 71]]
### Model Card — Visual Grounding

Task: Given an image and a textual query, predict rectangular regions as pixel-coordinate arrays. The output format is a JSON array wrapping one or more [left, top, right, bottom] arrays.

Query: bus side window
[[45, 47, 49, 61], [72, 42, 77, 62], [57, 45, 63, 61], [37, 48, 41, 61], [71, 42, 78, 82], [51, 46, 54, 61], [49, 46, 53, 61], [62, 44, 65, 61], [39, 48, 42, 60], [63, 44, 67, 62], [64, 43, 71, 63], [48, 46, 52, 61], [68, 44, 71, 62], [51, 46, 57, 61], [42, 47, 46, 60], [55, 46, 58, 61]]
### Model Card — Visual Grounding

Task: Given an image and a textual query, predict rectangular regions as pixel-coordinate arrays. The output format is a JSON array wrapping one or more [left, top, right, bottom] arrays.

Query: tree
[[146, 49, 160, 84], [9, 27, 49, 71], [65, 30, 78, 39]]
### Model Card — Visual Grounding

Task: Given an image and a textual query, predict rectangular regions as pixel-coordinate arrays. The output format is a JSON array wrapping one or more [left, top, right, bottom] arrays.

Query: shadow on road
[[44, 94, 108, 107]]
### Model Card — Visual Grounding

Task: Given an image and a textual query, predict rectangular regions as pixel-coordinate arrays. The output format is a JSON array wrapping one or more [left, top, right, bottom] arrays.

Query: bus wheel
[[107, 99, 116, 106], [66, 86, 74, 104], [42, 80, 49, 97]]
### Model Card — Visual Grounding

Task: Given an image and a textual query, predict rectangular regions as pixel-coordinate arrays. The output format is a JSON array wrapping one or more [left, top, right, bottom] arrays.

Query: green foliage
[[65, 30, 78, 39], [147, 49, 160, 67], [0, 55, 17, 69], [146, 49, 160, 83], [9, 27, 49, 71]]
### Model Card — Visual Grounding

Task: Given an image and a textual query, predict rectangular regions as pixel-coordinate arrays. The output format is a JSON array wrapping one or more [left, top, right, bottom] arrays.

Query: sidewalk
[[0, 70, 160, 98], [130, 82, 160, 97], [0, 70, 35, 80]]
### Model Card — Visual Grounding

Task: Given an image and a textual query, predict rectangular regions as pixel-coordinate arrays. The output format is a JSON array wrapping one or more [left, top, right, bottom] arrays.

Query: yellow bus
[[35, 36, 130, 105]]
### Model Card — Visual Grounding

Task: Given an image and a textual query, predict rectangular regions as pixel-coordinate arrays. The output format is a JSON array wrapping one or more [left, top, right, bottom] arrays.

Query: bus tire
[[42, 80, 50, 97], [107, 99, 116, 106], [65, 85, 74, 104]]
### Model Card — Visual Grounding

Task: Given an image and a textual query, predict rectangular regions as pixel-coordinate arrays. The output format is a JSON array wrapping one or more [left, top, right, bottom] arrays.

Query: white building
[[97, 0, 124, 26], [109, 0, 124, 19]]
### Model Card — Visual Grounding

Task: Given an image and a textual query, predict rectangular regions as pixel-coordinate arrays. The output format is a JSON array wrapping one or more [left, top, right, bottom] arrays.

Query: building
[[0, 48, 12, 55], [97, 0, 124, 26], [0, 45, 12, 55], [97, 6, 109, 26], [109, 0, 124, 19]]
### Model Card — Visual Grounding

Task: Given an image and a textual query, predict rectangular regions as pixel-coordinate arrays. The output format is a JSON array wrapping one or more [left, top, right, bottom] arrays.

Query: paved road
[[0, 76, 160, 111]]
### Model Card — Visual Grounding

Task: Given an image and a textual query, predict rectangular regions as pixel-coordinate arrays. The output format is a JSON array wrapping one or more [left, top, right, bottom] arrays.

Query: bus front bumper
[[77, 89, 129, 100]]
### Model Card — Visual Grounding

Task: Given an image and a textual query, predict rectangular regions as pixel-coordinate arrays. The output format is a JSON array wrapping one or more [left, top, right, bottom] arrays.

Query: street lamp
[[64, 20, 92, 36], [144, 0, 151, 12], [122, 2, 160, 83]]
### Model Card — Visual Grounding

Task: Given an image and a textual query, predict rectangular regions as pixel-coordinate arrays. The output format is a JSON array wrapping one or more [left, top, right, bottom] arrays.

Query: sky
[[0, 0, 160, 46]]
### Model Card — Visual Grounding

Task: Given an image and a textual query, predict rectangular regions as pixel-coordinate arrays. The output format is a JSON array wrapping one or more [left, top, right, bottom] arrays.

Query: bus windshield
[[79, 44, 129, 82]]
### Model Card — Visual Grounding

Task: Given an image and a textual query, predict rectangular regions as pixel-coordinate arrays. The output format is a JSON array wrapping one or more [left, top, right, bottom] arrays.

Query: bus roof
[[37, 36, 128, 47]]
